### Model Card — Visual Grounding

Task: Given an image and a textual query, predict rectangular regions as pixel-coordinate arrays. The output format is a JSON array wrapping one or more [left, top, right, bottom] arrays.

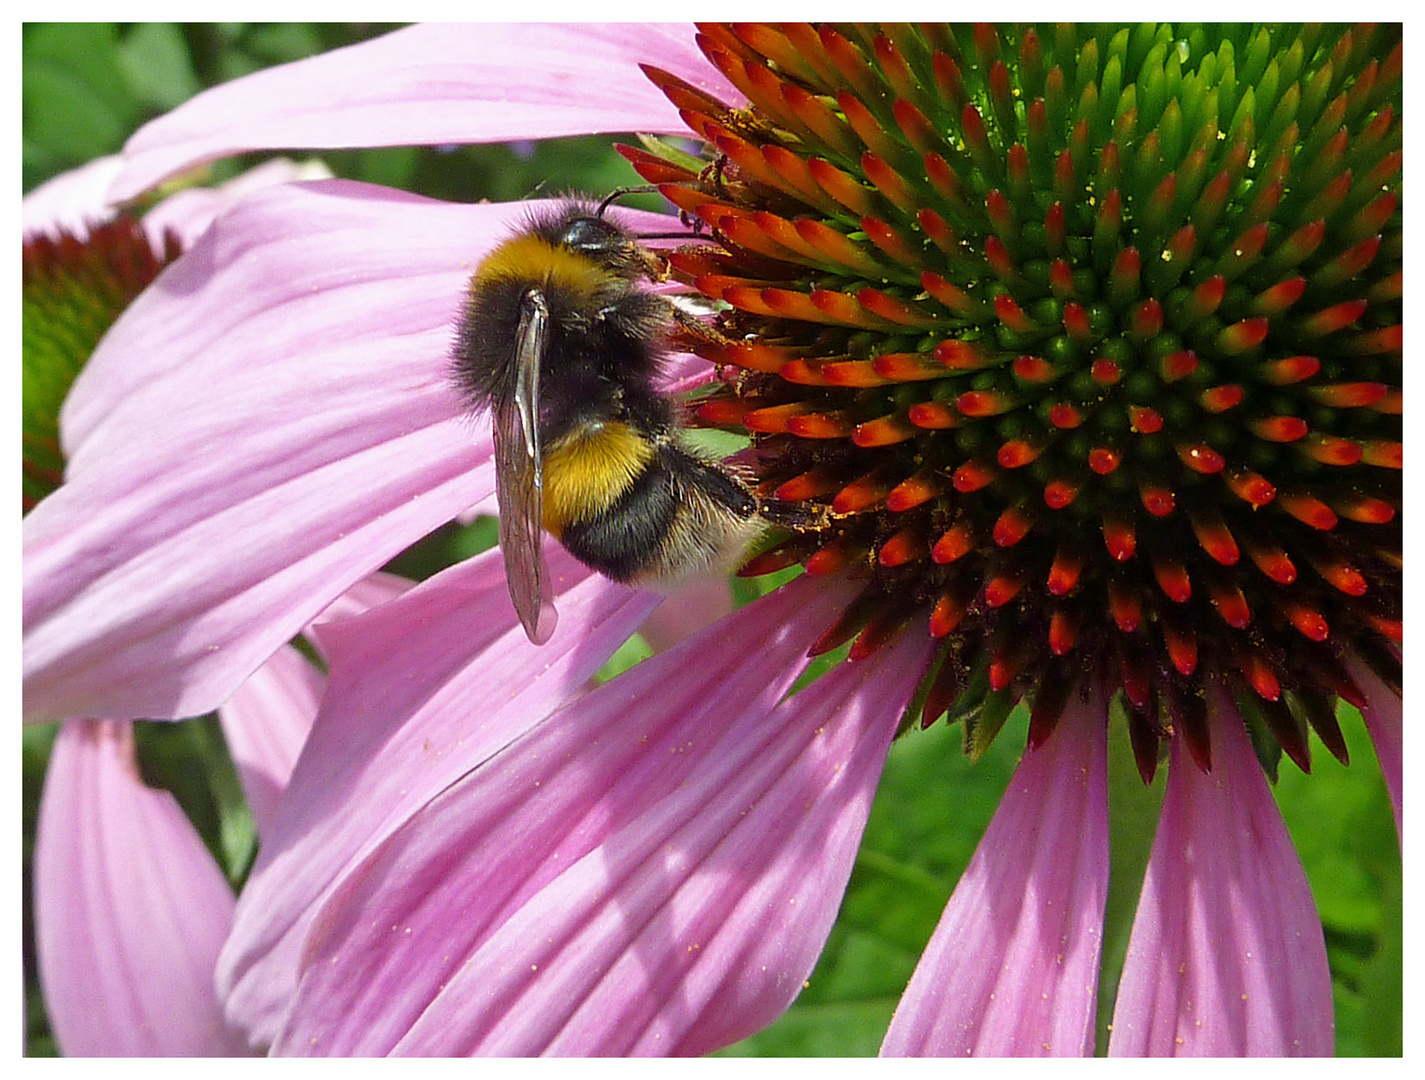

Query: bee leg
[[677, 209, 709, 236], [668, 304, 737, 348], [758, 497, 831, 531]]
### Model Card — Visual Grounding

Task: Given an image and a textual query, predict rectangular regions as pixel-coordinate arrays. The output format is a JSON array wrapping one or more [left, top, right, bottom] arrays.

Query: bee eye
[[558, 217, 624, 260]]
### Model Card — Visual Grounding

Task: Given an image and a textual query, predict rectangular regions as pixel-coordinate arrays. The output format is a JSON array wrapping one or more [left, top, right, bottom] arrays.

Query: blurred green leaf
[[116, 23, 202, 110], [133, 715, 250, 879], [243, 23, 328, 65], [22, 724, 58, 1059], [349, 146, 424, 191], [1273, 707, 1401, 1056], [593, 633, 654, 684], [1357, 868, 1402, 1056], [720, 1000, 897, 1057], [1095, 710, 1167, 1052], [25, 23, 137, 121], [1275, 709, 1396, 930], [23, 23, 142, 185], [22, 63, 129, 164], [381, 517, 497, 582]]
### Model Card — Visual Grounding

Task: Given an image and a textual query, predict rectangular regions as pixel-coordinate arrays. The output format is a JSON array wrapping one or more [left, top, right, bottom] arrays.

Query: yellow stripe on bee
[[472, 234, 609, 300], [541, 421, 655, 535]]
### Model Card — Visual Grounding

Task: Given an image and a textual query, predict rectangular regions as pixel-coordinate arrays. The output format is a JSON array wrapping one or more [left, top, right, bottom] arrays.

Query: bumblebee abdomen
[[541, 421, 655, 538], [559, 444, 762, 586]]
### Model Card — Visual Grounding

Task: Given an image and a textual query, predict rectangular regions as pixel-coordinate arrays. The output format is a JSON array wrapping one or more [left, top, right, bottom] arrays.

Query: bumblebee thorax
[[472, 234, 611, 306]]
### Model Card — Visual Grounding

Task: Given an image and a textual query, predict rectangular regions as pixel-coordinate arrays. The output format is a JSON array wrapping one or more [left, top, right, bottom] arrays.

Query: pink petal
[[217, 644, 324, 839], [268, 572, 928, 1055], [111, 23, 738, 202], [21, 155, 124, 238], [882, 694, 1110, 1056], [1344, 653, 1402, 845], [142, 157, 335, 248], [216, 570, 416, 834], [33, 719, 249, 1056], [22, 180, 683, 726], [1109, 687, 1334, 1056], [218, 542, 659, 1047], [23, 155, 330, 254], [638, 573, 736, 652], [307, 569, 413, 634]]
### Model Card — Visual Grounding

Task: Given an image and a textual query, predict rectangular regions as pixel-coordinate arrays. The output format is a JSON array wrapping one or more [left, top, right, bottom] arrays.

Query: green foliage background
[[22, 22, 1401, 1058]]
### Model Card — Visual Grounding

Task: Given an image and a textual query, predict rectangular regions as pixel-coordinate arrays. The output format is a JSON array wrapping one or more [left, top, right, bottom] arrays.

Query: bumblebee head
[[529, 205, 666, 282]]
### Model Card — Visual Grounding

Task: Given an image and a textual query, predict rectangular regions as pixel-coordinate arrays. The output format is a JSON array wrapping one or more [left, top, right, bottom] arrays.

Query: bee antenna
[[595, 185, 662, 217]]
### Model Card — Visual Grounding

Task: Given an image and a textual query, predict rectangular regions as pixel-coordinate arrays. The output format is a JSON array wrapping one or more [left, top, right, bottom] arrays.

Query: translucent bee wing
[[493, 290, 558, 644]]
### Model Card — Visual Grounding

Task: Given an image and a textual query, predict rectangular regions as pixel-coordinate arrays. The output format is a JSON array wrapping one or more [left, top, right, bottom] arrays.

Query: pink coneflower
[[23, 23, 1400, 1056]]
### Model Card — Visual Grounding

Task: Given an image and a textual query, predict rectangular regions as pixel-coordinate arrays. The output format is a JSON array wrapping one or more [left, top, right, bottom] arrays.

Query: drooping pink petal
[[22, 182, 678, 726], [881, 694, 1110, 1056], [1344, 653, 1402, 845], [33, 719, 249, 1056], [659, 350, 720, 392], [267, 571, 926, 1055], [110, 23, 738, 202], [217, 645, 324, 839], [1108, 687, 1333, 1056], [218, 541, 659, 1048]]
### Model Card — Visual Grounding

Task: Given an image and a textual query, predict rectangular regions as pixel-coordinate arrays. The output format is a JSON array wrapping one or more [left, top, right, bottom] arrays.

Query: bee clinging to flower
[[452, 200, 771, 643]]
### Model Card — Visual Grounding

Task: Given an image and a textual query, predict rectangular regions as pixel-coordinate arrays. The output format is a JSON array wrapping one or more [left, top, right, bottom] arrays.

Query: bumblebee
[[452, 201, 764, 644]]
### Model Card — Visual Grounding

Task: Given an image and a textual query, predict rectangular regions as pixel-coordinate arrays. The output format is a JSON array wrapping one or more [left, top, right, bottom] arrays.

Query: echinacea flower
[[22, 22, 1400, 1056]]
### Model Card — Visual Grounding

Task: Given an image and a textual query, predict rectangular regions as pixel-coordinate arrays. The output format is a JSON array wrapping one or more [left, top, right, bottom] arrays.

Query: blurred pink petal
[[217, 645, 325, 839], [267, 571, 928, 1055], [23, 182, 678, 726], [111, 24, 738, 201], [34, 720, 249, 1056], [1344, 654, 1402, 845], [21, 155, 124, 238], [882, 694, 1109, 1056], [218, 542, 658, 1047], [1108, 688, 1333, 1056], [23, 154, 332, 254]]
